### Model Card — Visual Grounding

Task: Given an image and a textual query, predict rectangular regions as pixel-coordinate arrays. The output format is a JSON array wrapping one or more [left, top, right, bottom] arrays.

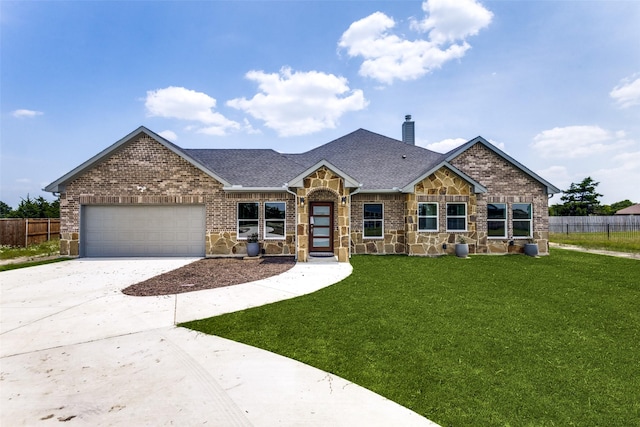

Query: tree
[[9, 195, 60, 218], [0, 201, 12, 218], [554, 177, 603, 216], [610, 199, 634, 213]]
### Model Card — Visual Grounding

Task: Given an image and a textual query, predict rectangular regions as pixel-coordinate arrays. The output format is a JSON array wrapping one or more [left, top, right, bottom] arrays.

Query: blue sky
[[2, 0, 639, 208]]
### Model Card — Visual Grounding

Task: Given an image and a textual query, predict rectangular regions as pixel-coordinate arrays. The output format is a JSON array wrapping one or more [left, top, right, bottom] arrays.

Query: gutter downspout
[[348, 184, 364, 259], [284, 184, 298, 261]]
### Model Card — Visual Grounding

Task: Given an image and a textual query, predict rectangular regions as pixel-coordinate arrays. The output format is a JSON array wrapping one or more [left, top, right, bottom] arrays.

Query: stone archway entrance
[[309, 201, 334, 254]]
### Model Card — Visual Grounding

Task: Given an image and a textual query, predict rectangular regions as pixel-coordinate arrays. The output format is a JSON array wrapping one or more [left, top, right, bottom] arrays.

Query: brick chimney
[[402, 115, 415, 145]]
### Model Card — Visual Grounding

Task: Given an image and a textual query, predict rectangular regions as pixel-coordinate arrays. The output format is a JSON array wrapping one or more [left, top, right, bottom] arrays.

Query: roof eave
[[222, 186, 289, 192]]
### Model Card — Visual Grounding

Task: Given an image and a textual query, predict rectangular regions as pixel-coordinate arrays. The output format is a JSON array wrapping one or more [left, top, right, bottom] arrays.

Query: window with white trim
[[238, 202, 259, 239], [512, 203, 532, 238], [363, 203, 383, 238], [264, 202, 286, 239], [487, 203, 507, 238], [446, 203, 467, 231], [418, 202, 438, 231]]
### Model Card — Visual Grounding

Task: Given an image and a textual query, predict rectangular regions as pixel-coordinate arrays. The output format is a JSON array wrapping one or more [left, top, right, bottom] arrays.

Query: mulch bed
[[122, 257, 296, 296]]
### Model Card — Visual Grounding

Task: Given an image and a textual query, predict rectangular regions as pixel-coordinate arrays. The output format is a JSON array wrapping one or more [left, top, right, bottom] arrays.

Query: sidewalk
[[550, 242, 640, 260]]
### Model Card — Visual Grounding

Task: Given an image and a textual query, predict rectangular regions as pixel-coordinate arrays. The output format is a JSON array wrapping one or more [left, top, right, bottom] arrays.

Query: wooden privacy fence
[[0, 218, 61, 247], [549, 216, 640, 240]]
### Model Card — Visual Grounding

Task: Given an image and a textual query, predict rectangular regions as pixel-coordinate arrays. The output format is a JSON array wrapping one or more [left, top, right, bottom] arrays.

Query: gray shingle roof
[[184, 148, 308, 188], [45, 125, 560, 195], [285, 129, 446, 190], [185, 128, 446, 190]]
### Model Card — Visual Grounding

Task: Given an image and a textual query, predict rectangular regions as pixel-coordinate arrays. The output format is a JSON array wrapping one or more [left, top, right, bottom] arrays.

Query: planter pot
[[247, 242, 260, 257], [455, 243, 469, 258], [524, 243, 539, 257]]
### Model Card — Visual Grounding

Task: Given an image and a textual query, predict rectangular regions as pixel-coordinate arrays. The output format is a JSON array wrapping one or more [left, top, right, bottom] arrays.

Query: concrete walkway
[[1, 258, 438, 426], [550, 242, 640, 260]]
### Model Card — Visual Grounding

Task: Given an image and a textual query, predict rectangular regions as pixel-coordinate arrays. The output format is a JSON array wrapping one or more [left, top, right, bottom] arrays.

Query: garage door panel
[[82, 205, 205, 257]]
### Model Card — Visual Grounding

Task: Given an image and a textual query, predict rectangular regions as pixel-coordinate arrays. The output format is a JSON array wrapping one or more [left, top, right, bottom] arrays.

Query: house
[[45, 116, 560, 261], [614, 204, 640, 215]]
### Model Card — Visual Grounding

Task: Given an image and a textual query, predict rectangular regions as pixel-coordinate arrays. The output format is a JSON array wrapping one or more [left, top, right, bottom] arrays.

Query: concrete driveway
[[1, 258, 438, 426]]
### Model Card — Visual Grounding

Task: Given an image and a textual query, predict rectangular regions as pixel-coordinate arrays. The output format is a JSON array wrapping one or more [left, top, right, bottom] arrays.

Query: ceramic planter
[[524, 243, 539, 257], [247, 242, 260, 257], [455, 243, 469, 258]]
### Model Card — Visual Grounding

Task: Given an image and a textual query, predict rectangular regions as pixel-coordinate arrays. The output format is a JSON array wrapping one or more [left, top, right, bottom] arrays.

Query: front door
[[310, 202, 333, 253]]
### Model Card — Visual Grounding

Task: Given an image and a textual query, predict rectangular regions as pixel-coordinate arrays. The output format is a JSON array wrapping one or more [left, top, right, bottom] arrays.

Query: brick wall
[[449, 142, 551, 254]]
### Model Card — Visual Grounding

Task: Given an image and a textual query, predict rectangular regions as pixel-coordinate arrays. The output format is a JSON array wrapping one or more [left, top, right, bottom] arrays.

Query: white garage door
[[82, 205, 205, 257]]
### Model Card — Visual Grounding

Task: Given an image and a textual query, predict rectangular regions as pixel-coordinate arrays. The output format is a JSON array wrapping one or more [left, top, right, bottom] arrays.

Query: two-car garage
[[81, 205, 205, 257]]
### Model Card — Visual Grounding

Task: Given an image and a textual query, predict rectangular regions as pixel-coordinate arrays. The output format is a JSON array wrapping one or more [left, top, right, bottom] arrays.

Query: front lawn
[[550, 232, 640, 253], [182, 250, 640, 426]]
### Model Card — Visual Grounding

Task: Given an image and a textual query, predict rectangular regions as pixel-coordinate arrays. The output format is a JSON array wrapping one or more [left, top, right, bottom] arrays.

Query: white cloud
[[593, 151, 640, 203], [145, 86, 241, 136], [412, 0, 494, 43], [531, 125, 633, 159], [12, 109, 43, 118], [422, 137, 467, 152], [338, 0, 492, 84], [610, 74, 640, 108], [227, 67, 368, 137], [421, 136, 505, 153], [158, 130, 177, 141], [536, 165, 571, 190]]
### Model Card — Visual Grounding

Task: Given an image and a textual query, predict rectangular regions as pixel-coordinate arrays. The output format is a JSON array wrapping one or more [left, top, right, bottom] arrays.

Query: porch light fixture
[[300, 197, 305, 206], [341, 196, 347, 204]]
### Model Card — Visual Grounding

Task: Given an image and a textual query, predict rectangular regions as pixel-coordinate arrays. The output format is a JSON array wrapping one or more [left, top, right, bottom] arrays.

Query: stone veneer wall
[[405, 167, 477, 256], [296, 167, 350, 262], [350, 193, 406, 255], [449, 143, 551, 254]]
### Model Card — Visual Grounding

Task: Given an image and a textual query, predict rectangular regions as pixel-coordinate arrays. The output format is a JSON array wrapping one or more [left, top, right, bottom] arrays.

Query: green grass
[[550, 232, 640, 253], [0, 239, 61, 260], [182, 251, 640, 426], [0, 257, 71, 272]]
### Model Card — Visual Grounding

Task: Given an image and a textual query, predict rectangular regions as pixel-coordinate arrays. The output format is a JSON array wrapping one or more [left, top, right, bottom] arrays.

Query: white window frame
[[363, 203, 384, 239], [264, 201, 286, 240], [512, 203, 533, 238], [418, 202, 439, 232], [446, 202, 467, 232], [238, 202, 259, 240], [487, 203, 507, 239]]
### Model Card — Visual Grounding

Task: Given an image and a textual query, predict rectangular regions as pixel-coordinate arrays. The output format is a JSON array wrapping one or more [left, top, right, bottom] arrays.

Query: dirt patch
[[122, 257, 296, 296]]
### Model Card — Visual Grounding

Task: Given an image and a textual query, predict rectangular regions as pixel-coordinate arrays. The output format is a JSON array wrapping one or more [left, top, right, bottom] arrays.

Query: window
[[418, 203, 438, 231], [264, 202, 286, 239], [487, 203, 507, 238], [512, 203, 532, 238], [446, 203, 467, 231], [238, 202, 259, 239], [363, 203, 383, 238]]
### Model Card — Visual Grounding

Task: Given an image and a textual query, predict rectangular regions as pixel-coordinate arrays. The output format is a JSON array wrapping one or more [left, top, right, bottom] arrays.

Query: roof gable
[[287, 159, 361, 189], [445, 136, 561, 194], [44, 126, 231, 192], [401, 161, 487, 193]]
